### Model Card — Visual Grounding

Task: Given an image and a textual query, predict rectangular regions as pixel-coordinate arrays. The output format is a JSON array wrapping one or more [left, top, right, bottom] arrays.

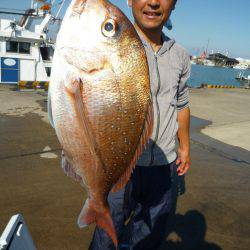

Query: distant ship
[[233, 64, 249, 70]]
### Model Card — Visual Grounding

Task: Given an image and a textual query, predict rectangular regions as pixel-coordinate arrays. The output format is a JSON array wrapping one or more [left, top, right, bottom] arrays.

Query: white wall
[[36, 62, 48, 81], [20, 59, 35, 81]]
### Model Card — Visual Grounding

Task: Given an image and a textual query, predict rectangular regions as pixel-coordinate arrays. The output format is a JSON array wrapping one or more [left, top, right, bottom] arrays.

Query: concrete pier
[[0, 85, 249, 249]]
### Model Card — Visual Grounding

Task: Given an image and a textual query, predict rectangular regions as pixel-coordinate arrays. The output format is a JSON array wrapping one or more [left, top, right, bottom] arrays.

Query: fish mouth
[[72, 0, 87, 15]]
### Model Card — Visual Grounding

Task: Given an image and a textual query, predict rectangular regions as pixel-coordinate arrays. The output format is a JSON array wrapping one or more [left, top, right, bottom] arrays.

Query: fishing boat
[[0, 0, 65, 85], [235, 71, 250, 88]]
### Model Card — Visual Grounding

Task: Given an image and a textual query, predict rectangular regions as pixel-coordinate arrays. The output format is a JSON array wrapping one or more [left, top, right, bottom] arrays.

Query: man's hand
[[176, 147, 190, 176]]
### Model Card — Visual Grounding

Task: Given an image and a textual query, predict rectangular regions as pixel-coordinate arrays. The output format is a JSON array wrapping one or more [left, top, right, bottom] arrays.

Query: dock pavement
[[0, 85, 249, 250]]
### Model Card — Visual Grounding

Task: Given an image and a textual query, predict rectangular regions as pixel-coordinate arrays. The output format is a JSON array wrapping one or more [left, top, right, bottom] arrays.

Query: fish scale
[[49, 0, 153, 247]]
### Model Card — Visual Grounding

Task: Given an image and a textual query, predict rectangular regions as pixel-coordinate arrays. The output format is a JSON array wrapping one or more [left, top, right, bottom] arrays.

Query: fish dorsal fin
[[111, 101, 153, 192]]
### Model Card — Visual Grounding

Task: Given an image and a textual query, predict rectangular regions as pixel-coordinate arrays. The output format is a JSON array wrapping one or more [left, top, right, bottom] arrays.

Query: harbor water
[[188, 64, 250, 88]]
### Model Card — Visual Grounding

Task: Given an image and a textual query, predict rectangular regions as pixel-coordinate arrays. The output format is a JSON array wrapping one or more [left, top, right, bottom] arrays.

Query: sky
[[0, 0, 249, 59]]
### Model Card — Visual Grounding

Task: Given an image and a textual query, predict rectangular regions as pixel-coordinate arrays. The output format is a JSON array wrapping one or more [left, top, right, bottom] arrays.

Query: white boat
[[0, 0, 65, 85], [235, 72, 250, 82], [233, 64, 249, 70], [235, 71, 250, 88]]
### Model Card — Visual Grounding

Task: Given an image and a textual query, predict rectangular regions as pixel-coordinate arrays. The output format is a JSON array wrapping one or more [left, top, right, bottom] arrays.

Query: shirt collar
[[137, 31, 175, 56]]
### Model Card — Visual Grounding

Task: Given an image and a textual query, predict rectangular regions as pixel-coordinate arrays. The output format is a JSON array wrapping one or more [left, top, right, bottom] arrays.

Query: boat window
[[6, 41, 18, 53], [40, 46, 54, 61], [45, 67, 51, 77], [40, 47, 50, 60], [6, 41, 31, 54], [19, 42, 31, 54]]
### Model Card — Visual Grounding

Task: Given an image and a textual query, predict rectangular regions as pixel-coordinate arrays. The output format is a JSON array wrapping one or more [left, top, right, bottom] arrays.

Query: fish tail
[[77, 198, 118, 248]]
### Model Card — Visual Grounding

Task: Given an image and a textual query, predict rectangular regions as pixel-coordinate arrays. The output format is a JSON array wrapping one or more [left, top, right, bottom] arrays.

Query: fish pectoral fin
[[78, 198, 118, 248], [63, 71, 82, 94], [111, 101, 153, 192], [69, 77, 106, 172]]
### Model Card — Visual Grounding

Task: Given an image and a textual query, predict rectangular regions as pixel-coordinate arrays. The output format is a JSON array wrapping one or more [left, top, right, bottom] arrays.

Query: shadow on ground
[[160, 210, 222, 250], [158, 154, 222, 250]]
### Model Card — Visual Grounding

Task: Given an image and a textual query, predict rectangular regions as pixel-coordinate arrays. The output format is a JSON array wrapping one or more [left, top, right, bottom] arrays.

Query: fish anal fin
[[61, 150, 83, 184], [78, 198, 118, 248], [111, 102, 153, 192]]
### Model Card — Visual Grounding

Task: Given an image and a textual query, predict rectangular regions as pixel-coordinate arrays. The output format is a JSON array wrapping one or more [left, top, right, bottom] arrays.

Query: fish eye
[[104, 22, 114, 32], [102, 18, 117, 37]]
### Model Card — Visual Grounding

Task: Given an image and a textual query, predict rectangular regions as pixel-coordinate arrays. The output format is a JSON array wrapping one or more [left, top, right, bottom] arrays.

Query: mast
[[55, 0, 66, 19], [205, 38, 210, 58], [31, 0, 35, 9]]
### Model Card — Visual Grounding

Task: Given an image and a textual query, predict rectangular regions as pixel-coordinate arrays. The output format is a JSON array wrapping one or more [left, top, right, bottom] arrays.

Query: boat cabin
[[0, 19, 53, 84]]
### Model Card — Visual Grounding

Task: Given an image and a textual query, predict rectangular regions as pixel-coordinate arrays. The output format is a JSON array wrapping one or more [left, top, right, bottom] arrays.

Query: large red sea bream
[[49, 0, 153, 246]]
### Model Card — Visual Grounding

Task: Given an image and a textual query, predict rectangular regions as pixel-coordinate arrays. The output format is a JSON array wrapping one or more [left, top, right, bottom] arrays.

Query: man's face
[[128, 0, 176, 31]]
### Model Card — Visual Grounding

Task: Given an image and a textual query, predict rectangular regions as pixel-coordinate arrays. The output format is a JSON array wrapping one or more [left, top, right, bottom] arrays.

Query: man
[[90, 0, 191, 249]]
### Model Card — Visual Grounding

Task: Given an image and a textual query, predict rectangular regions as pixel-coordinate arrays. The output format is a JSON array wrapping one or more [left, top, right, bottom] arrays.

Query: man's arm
[[176, 49, 191, 175], [176, 107, 190, 176]]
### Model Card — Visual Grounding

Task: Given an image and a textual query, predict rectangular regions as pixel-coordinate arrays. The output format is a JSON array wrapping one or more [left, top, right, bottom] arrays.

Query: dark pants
[[89, 162, 179, 250]]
